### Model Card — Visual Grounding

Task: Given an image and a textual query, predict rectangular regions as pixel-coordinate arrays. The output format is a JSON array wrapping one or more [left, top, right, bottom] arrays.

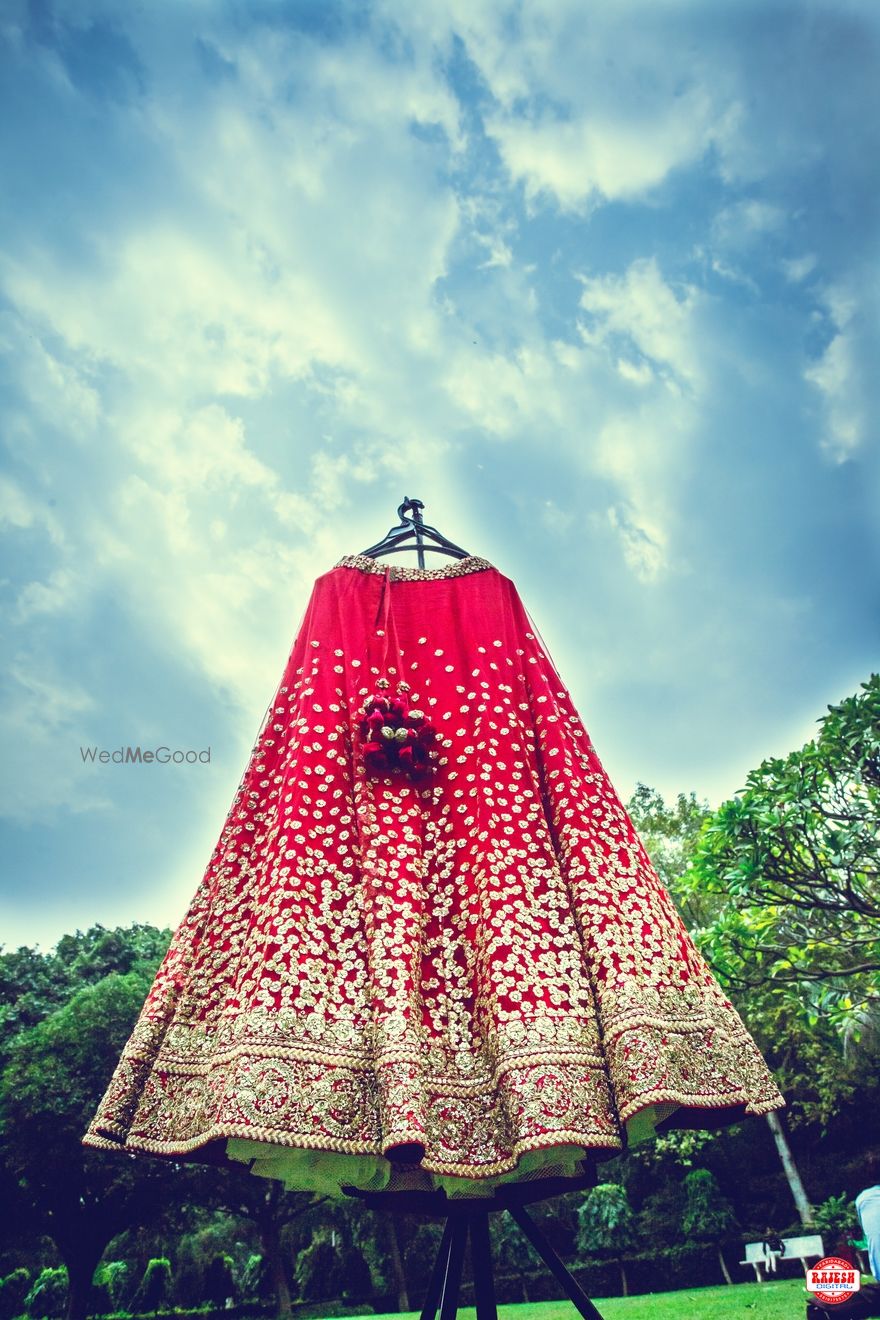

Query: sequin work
[[83, 558, 784, 1188]]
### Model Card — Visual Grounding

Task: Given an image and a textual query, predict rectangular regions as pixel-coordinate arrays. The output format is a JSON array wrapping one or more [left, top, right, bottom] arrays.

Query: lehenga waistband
[[335, 554, 495, 581]]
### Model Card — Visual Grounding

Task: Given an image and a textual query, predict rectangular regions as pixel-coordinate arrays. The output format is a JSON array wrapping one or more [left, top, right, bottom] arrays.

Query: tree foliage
[[0, 1269, 31, 1320], [133, 1259, 171, 1315], [681, 1169, 739, 1285], [203, 1254, 235, 1308], [811, 1193, 859, 1241], [90, 1261, 129, 1317], [239, 1253, 269, 1303], [0, 925, 171, 1063], [681, 1169, 738, 1243], [576, 1183, 635, 1256], [627, 784, 712, 921], [681, 676, 880, 1044], [24, 1270, 67, 1320], [576, 1184, 636, 1296], [0, 934, 180, 1320], [293, 1238, 338, 1303]]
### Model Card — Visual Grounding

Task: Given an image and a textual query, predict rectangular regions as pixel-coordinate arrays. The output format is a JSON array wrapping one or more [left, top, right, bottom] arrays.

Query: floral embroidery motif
[[83, 556, 784, 1184]]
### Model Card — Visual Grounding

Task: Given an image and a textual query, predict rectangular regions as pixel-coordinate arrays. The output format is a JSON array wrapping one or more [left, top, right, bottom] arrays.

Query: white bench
[[740, 1235, 825, 1281]]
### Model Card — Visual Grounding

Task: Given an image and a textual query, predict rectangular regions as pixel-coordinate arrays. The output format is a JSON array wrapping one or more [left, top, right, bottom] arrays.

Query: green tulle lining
[[225, 1103, 679, 1198], [225, 1139, 590, 1198]]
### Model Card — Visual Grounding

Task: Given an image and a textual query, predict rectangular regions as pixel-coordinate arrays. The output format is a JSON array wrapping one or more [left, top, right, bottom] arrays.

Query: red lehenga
[[83, 555, 783, 1196]]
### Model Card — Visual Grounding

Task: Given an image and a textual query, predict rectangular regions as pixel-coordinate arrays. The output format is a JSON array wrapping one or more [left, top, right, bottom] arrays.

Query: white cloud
[[0, 661, 110, 822], [607, 503, 668, 583], [441, 344, 569, 438], [805, 285, 866, 462], [592, 407, 690, 584], [712, 198, 786, 246], [708, 257, 759, 293], [538, 498, 575, 535], [0, 310, 102, 439], [0, 13, 476, 781], [782, 254, 817, 283], [0, 16, 465, 418], [437, 252, 707, 586], [487, 88, 716, 213], [578, 258, 703, 389], [14, 568, 81, 623], [615, 357, 655, 387], [0, 477, 41, 531], [0, 475, 65, 546], [124, 403, 286, 497], [381, 0, 740, 214]]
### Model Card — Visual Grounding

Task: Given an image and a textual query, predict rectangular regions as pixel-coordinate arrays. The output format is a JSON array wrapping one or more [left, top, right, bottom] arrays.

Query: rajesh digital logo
[[806, 1256, 861, 1307]]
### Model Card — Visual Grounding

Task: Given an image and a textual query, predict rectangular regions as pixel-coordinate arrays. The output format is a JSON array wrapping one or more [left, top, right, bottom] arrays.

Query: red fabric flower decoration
[[358, 690, 439, 782]]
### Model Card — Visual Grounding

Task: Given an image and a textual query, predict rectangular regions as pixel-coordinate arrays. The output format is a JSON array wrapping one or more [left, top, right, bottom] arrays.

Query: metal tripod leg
[[420, 1219, 454, 1320], [469, 1211, 497, 1320], [507, 1203, 606, 1320], [438, 1218, 469, 1320]]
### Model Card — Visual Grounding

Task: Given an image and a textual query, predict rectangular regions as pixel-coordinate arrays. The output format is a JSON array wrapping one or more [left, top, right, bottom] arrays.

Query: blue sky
[[1, 0, 878, 950]]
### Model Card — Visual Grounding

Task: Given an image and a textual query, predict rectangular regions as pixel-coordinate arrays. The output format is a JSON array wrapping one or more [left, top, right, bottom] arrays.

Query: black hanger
[[359, 498, 470, 568]]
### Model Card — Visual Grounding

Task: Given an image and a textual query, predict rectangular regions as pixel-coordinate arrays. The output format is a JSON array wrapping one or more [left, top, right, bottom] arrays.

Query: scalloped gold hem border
[[84, 1121, 619, 1178], [82, 1082, 783, 1180], [616, 1086, 785, 1124]]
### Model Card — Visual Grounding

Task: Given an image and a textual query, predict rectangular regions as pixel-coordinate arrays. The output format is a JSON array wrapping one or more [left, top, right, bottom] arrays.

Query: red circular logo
[[807, 1256, 861, 1306]]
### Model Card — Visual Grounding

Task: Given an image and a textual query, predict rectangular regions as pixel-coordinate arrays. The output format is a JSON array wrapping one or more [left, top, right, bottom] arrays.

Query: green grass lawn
[[365, 1277, 810, 1320]]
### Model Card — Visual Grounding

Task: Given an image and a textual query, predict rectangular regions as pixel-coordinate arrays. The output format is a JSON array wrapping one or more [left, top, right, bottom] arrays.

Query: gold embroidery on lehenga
[[335, 554, 494, 581]]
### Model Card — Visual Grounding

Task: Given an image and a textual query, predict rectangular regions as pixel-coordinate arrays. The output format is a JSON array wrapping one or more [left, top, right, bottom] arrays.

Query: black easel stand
[[345, 1175, 606, 1320]]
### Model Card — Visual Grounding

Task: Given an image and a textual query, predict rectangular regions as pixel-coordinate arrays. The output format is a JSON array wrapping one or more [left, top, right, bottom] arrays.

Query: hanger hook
[[397, 497, 425, 525]]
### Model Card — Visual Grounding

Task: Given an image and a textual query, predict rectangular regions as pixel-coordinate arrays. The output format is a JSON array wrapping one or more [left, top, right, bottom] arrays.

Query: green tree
[[374, 1216, 410, 1312], [134, 1259, 171, 1315], [0, 1269, 31, 1320], [322, 1199, 412, 1312], [169, 1211, 256, 1309], [489, 1213, 541, 1302], [92, 1262, 129, 1313], [0, 971, 182, 1320], [294, 1238, 337, 1303], [338, 1244, 373, 1303], [212, 1173, 329, 1320], [627, 784, 713, 923], [812, 1193, 858, 1242], [634, 1184, 687, 1252], [239, 1253, 268, 1304], [681, 1168, 739, 1284], [628, 786, 821, 1219], [0, 925, 171, 1063], [681, 676, 880, 1039], [24, 1270, 66, 1320], [204, 1254, 235, 1308], [575, 1183, 635, 1297]]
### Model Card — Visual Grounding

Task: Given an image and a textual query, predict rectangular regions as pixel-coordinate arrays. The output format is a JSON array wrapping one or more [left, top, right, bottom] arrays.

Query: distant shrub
[[294, 1240, 338, 1303], [134, 1260, 172, 1315], [337, 1246, 372, 1303], [92, 1262, 129, 1312], [24, 1269, 67, 1320], [0, 1269, 31, 1320], [203, 1257, 234, 1309], [238, 1255, 268, 1303], [812, 1193, 857, 1240]]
